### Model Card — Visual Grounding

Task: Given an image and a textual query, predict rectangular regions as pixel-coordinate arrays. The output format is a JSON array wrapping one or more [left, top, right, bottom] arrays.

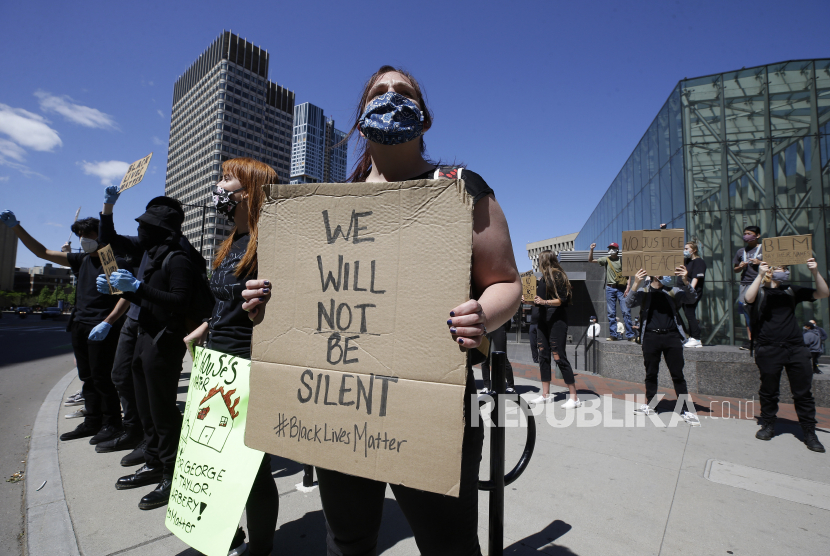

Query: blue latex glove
[[88, 322, 112, 341], [96, 274, 111, 294], [0, 210, 19, 228], [110, 269, 141, 292], [104, 185, 120, 205]]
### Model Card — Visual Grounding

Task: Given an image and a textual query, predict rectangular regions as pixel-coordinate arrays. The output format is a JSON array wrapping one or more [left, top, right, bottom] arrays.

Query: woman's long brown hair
[[212, 157, 277, 277], [342, 65, 435, 183], [539, 250, 572, 304]]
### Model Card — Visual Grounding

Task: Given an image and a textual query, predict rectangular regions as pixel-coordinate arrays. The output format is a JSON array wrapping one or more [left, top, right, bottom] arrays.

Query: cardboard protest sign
[[622, 229, 684, 275], [762, 235, 813, 267], [118, 152, 153, 193], [520, 270, 536, 302], [246, 178, 474, 496], [97, 244, 122, 295], [166, 348, 263, 556], [67, 206, 81, 243]]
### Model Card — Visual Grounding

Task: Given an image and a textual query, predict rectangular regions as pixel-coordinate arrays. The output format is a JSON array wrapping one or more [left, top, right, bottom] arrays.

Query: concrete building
[[290, 103, 348, 184], [526, 232, 578, 271], [14, 264, 73, 294], [574, 59, 830, 345], [0, 225, 17, 291], [165, 31, 295, 264]]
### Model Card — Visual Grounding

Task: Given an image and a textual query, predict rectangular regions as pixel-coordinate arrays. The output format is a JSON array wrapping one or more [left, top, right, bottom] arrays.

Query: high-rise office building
[[165, 31, 295, 263], [0, 225, 18, 291], [290, 103, 348, 184]]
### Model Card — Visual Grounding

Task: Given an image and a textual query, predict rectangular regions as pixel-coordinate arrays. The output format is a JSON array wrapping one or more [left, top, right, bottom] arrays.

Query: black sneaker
[[60, 421, 100, 441], [803, 429, 826, 453], [739, 342, 750, 351], [96, 429, 142, 453], [505, 387, 517, 395], [90, 425, 122, 445], [121, 438, 148, 467], [755, 422, 775, 441]]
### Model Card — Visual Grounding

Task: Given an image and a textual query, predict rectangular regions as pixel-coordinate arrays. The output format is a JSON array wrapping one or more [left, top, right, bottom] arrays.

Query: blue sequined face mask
[[358, 92, 424, 145]]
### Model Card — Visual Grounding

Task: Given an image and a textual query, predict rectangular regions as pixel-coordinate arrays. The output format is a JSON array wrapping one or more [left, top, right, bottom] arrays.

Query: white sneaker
[[634, 404, 655, 415], [561, 398, 582, 409], [530, 395, 553, 405], [65, 408, 87, 419], [684, 338, 702, 348], [681, 411, 701, 426]]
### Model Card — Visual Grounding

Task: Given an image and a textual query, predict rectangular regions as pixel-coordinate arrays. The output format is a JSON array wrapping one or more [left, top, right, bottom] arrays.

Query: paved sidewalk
[[26, 361, 830, 555]]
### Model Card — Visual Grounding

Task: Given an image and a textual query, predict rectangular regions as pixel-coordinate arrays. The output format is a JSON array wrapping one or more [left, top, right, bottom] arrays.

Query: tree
[[37, 286, 53, 307]]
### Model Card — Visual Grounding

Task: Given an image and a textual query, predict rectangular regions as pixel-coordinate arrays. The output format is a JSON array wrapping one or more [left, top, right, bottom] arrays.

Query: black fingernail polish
[[264, 280, 270, 286], [259, 297, 266, 301], [450, 311, 455, 317], [447, 319, 452, 325], [457, 338, 464, 344], [450, 327, 457, 334], [263, 288, 270, 293]]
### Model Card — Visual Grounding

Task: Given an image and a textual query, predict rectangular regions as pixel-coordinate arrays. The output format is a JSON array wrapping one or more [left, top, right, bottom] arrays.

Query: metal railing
[[573, 327, 599, 375]]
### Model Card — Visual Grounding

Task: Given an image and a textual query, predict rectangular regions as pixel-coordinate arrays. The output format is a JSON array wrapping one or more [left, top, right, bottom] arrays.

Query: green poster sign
[[166, 347, 264, 555]]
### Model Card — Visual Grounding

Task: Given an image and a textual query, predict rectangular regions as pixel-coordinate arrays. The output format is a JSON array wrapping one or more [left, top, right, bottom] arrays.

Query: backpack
[[162, 246, 215, 331]]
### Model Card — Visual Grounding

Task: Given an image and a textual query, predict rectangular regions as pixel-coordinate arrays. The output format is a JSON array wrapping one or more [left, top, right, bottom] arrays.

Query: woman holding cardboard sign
[[744, 258, 827, 452], [183, 158, 279, 556], [242, 66, 521, 555]]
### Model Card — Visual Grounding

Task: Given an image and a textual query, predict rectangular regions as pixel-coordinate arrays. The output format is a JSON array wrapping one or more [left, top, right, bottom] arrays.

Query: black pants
[[528, 323, 539, 363], [538, 319, 575, 384], [132, 329, 186, 477], [71, 321, 122, 428], [682, 300, 701, 340], [111, 317, 141, 431], [480, 325, 515, 389], [642, 330, 687, 405], [317, 376, 484, 556], [245, 454, 279, 556], [754, 344, 817, 428], [811, 352, 821, 373]]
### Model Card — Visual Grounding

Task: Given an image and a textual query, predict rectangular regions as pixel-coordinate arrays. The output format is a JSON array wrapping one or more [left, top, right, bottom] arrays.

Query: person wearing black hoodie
[[97, 201, 193, 509], [93, 189, 198, 467]]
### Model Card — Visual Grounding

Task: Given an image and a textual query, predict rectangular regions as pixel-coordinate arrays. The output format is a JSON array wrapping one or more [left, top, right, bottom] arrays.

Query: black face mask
[[137, 224, 169, 250]]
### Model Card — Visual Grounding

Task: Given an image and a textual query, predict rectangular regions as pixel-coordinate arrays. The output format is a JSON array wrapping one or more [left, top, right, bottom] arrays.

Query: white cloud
[[0, 103, 62, 152], [0, 175, 9, 181], [149, 81, 154, 86], [157, 109, 165, 119], [79, 160, 130, 185], [0, 138, 27, 162], [152, 136, 166, 146], [35, 91, 117, 130], [44, 222, 63, 227]]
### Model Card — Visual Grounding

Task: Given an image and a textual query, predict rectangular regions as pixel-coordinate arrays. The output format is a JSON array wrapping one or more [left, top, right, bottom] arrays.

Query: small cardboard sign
[[166, 348, 263, 556], [246, 178, 474, 496], [97, 244, 122, 295], [118, 152, 153, 193], [622, 229, 685, 275], [762, 235, 813, 267], [520, 270, 536, 302]]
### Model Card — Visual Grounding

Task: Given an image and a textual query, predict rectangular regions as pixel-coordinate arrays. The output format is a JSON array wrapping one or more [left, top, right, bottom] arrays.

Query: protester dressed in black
[[679, 241, 706, 347], [626, 266, 700, 426], [531, 250, 579, 408], [242, 66, 522, 556], [745, 259, 828, 452], [98, 203, 193, 510], [184, 158, 279, 556], [0, 211, 128, 444]]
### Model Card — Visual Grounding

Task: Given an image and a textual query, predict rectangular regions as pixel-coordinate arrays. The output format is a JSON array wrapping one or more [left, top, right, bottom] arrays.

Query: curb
[[24, 368, 81, 556]]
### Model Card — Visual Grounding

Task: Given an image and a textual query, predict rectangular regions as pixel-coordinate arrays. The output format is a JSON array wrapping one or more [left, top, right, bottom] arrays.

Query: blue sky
[[2, 0, 828, 272]]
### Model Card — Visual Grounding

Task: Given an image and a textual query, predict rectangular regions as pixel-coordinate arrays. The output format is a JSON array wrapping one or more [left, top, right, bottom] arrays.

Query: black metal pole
[[489, 350, 506, 556], [200, 205, 207, 257], [302, 465, 314, 487]]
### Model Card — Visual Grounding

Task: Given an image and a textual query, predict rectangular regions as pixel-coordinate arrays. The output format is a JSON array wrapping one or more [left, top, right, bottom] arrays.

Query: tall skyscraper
[[165, 31, 295, 263], [290, 102, 348, 184]]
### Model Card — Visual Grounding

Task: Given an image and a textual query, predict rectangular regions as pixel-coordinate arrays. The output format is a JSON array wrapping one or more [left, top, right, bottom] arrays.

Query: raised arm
[[808, 258, 829, 300], [744, 262, 767, 304], [98, 186, 142, 259], [588, 243, 597, 263], [1, 211, 68, 266]]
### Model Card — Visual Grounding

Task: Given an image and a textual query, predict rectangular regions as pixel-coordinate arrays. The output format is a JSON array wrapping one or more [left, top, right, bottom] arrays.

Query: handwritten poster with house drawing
[[166, 348, 263, 556]]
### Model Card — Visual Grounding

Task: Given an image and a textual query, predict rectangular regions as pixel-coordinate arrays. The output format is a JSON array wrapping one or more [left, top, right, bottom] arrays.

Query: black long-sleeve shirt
[[121, 249, 192, 336]]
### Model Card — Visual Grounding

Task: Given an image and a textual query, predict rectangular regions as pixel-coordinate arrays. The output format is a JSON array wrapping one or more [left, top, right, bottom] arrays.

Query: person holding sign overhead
[[733, 226, 763, 350], [589, 241, 635, 342], [626, 266, 701, 426], [242, 65, 522, 555], [0, 211, 129, 444], [744, 259, 827, 452], [183, 158, 279, 556]]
